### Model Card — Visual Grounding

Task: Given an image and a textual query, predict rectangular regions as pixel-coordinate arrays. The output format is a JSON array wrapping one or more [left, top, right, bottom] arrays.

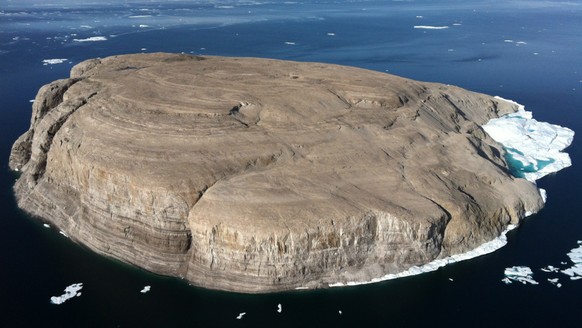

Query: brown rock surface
[[10, 53, 544, 292]]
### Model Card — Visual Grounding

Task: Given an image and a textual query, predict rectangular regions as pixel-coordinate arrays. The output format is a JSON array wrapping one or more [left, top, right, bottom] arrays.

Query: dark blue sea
[[1, 1, 581, 326]]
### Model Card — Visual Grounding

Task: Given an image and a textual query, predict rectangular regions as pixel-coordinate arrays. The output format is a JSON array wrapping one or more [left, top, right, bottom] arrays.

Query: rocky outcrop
[[10, 53, 544, 293]]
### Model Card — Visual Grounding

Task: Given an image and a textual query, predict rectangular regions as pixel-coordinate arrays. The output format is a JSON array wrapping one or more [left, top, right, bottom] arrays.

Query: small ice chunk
[[140, 285, 151, 293], [547, 278, 562, 287], [236, 312, 246, 319], [50, 283, 83, 304], [414, 25, 449, 30], [73, 36, 107, 42], [42, 58, 67, 65], [277, 303, 282, 313], [541, 265, 559, 273]]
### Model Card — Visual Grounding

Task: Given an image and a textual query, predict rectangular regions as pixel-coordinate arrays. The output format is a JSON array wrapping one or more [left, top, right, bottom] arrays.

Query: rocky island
[[10, 53, 546, 293]]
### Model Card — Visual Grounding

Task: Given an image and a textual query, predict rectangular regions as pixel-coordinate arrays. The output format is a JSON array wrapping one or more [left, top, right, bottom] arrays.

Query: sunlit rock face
[[10, 53, 547, 293]]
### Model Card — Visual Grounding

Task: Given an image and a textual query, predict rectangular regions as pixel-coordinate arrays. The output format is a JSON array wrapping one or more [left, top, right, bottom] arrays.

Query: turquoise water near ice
[[504, 147, 556, 178], [1, 1, 582, 327]]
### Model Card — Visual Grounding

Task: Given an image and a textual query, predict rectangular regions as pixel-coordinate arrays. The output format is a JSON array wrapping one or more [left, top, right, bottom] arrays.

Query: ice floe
[[73, 36, 107, 42], [414, 25, 449, 30], [330, 225, 517, 287], [502, 241, 582, 286], [42, 58, 67, 65], [541, 265, 560, 273], [482, 96, 574, 183], [561, 243, 582, 280], [50, 283, 83, 304], [140, 285, 151, 293], [503, 266, 539, 285]]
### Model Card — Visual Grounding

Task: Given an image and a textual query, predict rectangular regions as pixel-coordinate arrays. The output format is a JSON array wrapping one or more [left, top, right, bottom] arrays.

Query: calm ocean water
[[1, 1, 581, 326]]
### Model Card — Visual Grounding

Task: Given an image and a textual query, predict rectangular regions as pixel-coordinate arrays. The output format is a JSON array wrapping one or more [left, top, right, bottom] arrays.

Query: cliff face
[[10, 53, 543, 293]]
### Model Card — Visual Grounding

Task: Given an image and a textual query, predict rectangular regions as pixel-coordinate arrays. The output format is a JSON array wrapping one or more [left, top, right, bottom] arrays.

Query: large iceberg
[[482, 97, 574, 183]]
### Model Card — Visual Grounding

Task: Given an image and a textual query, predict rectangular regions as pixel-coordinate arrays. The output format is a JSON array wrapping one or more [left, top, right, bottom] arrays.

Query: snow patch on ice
[[330, 225, 517, 287], [50, 283, 83, 304], [482, 96, 574, 183]]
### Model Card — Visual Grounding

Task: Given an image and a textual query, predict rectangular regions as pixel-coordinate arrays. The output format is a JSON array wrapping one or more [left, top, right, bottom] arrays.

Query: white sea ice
[[414, 25, 449, 30], [561, 244, 582, 279], [73, 36, 107, 42], [541, 265, 559, 273], [42, 58, 67, 65], [482, 96, 574, 183], [503, 266, 539, 285], [50, 283, 83, 304], [140, 285, 151, 293]]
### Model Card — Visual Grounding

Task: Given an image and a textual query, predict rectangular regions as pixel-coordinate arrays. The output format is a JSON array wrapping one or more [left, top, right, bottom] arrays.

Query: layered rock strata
[[10, 53, 544, 293]]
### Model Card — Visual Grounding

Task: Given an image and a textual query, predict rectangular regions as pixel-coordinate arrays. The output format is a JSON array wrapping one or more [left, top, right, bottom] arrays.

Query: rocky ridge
[[10, 53, 544, 293]]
